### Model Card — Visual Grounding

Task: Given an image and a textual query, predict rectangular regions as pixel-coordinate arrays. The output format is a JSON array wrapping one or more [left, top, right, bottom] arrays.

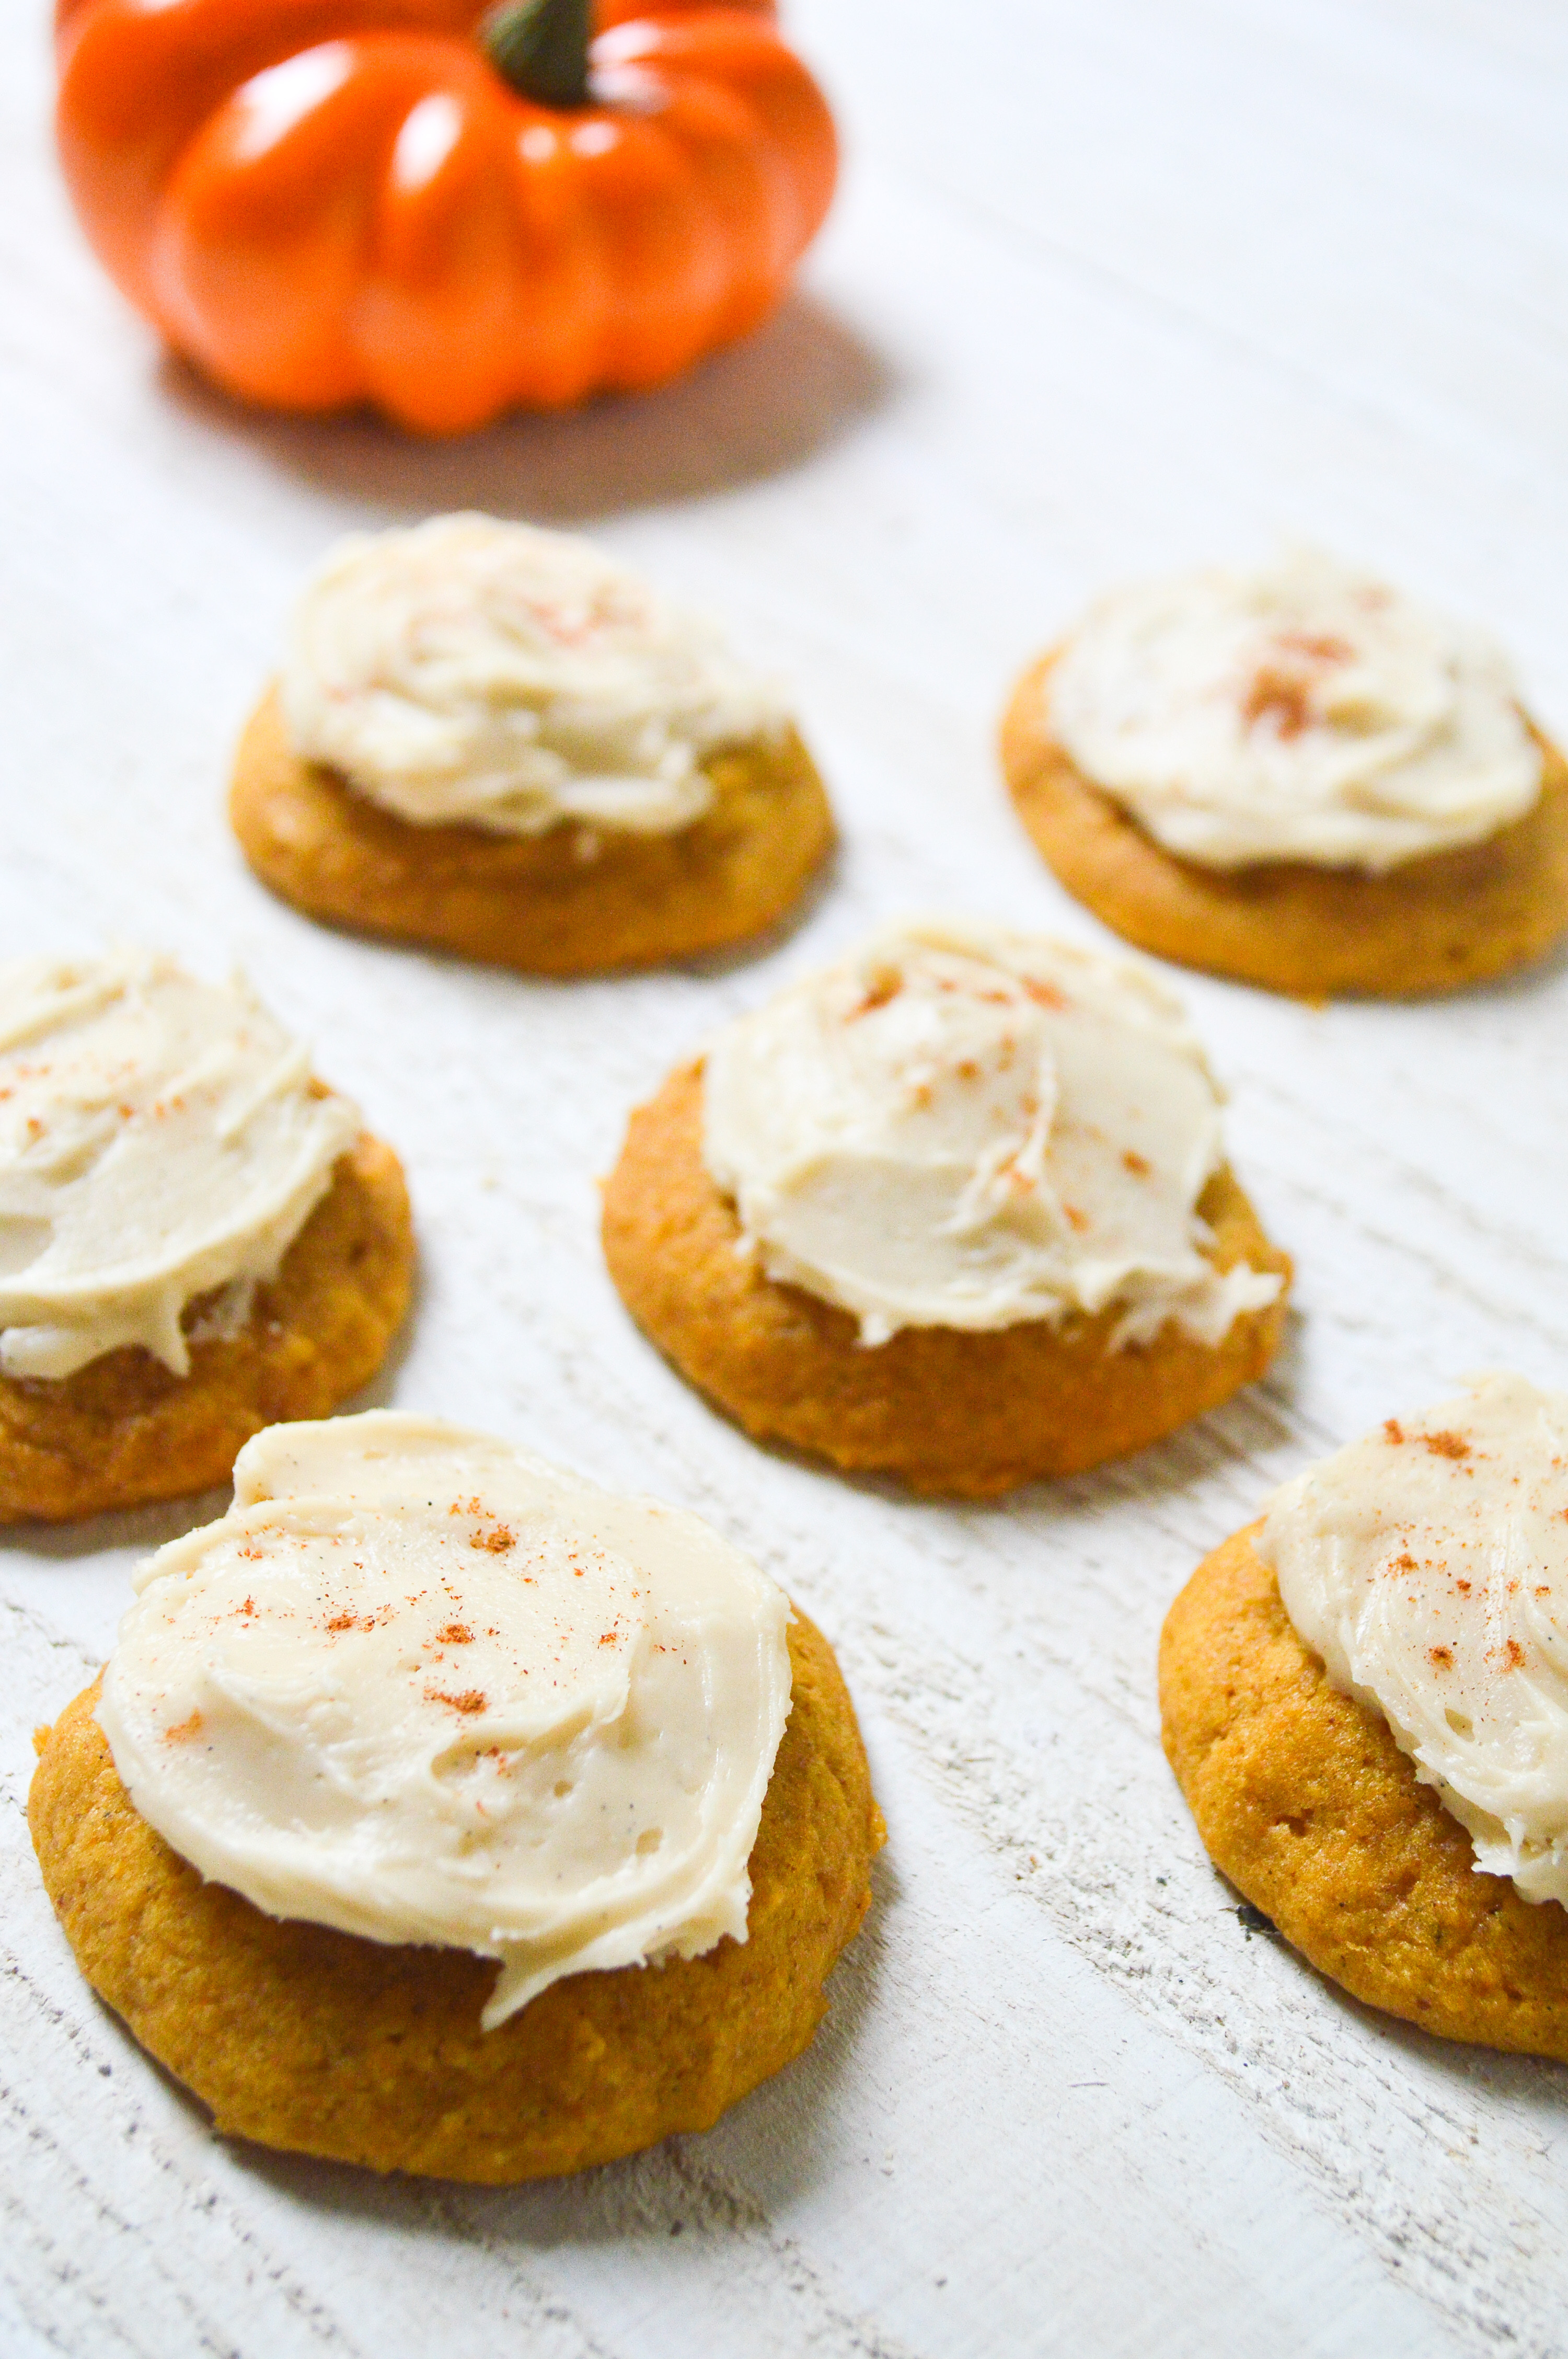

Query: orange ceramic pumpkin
[[54, 0, 837, 433]]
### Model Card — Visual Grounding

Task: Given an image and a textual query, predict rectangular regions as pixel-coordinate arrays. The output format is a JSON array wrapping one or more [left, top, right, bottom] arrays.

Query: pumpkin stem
[[481, 0, 593, 107]]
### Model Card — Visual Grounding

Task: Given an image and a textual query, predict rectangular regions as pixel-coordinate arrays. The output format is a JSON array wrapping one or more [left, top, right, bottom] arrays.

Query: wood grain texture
[[4, 0, 1568, 2352]]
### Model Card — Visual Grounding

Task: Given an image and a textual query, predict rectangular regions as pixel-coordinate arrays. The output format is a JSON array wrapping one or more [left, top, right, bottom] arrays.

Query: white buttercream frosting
[[1043, 548, 1542, 872], [280, 513, 791, 838], [1260, 1373, 1568, 1911], [701, 919, 1283, 1348], [0, 952, 359, 1381], [97, 1413, 794, 2029]]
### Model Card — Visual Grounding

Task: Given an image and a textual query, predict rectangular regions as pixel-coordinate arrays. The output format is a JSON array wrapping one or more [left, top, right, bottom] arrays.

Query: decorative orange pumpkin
[[54, 0, 837, 433]]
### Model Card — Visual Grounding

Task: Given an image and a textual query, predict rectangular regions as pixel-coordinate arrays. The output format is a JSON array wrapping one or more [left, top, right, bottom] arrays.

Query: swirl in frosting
[[97, 1413, 795, 2029], [1261, 1373, 1568, 1909], [701, 919, 1283, 1347], [0, 951, 359, 1380], [281, 513, 791, 839], [1043, 549, 1541, 871]]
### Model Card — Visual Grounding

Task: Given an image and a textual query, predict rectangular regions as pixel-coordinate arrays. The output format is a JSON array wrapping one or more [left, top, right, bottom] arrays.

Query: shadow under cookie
[[1160, 1525, 1568, 2059], [231, 689, 836, 977], [1001, 654, 1568, 999], [602, 1061, 1292, 1497], [0, 1135, 412, 1525], [29, 1613, 882, 2183]]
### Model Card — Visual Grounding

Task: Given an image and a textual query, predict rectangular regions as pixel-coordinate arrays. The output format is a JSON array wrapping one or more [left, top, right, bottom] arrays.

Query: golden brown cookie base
[[1000, 652, 1568, 998], [601, 1062, 1291, 1497], [230, 688, 836, 977], [29, 1613, 882, 2182], [0, 1135, 412, 1525], [1160, 1525, 1568, 2058]]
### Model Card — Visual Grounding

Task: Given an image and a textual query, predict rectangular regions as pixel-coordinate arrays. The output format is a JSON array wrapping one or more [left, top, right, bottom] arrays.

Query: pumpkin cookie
[[603, 921, 1290, 1495], [1001, 551, 1568, 997], [0, 952, 412, 1523], [1161, 1376, 1568, 2057], [232, 516, 835, 974], [29, 1415, 882, 2180]]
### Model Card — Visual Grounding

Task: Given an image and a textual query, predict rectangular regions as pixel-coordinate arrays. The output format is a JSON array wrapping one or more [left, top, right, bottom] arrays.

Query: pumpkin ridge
[[54, 0, 837, 430]]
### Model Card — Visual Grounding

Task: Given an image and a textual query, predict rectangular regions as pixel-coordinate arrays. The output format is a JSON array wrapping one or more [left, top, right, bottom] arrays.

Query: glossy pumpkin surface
[[54, 0, 837, 432]]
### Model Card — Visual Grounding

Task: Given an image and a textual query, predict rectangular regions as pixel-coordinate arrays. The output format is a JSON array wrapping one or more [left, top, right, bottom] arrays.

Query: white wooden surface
[[4, 2, 1568, 2352]]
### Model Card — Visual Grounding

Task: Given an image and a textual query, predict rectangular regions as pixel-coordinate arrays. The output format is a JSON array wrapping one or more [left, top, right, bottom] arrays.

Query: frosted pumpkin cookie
[[1161, 1374, 1568, 2058], [232, 514, 835, 975], [602, 920, 1290, 1495], [0, 951, 411, 1523], [29, 1412, 882, 2180], [1000, 549, 1568, 997]]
